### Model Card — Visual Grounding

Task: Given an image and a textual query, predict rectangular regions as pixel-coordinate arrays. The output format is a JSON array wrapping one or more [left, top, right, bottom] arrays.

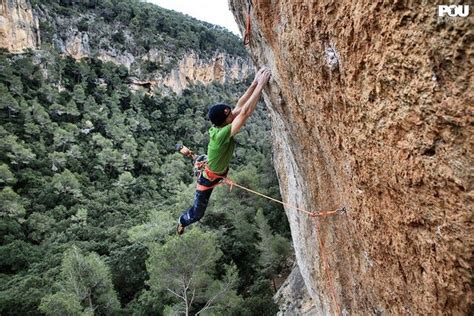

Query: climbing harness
[[243, 0, 252, 45], [193, 154, 208, 177], [195, 164, 228, 191], [175, 144, 227, 191]]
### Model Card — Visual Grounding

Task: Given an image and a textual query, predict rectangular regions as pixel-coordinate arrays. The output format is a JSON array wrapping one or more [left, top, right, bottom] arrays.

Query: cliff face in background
[[46, 22, 250, 94], [162, 51, 250, 94], [231, 0, 472, 315], [0, 0, 251, 93], [0, 0, 40, 52]]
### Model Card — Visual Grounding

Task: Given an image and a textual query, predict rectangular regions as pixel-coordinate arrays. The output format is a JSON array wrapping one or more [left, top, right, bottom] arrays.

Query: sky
[[146, 0, 241, 36]]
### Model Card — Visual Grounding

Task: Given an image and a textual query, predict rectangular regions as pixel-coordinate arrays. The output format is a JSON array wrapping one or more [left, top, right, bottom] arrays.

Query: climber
[[177, 67, 272, 235]]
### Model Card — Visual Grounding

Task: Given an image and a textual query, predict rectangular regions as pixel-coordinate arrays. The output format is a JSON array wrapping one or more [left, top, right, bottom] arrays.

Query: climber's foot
[[177, 223, 185, 235]]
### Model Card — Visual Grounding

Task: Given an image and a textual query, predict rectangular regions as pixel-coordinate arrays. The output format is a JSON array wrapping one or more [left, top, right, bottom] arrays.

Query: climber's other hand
[[252, 67, 266, 85], [258, 69, 271, 87]]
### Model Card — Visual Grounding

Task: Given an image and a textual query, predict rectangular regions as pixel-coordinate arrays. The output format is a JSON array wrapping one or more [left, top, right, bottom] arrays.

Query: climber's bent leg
[[179, 174, 220, 227], [179, 188, 214, 227]]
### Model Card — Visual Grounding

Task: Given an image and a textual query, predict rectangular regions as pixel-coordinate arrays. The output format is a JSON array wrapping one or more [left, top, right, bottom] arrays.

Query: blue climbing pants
[[179, 174, 220, 227]]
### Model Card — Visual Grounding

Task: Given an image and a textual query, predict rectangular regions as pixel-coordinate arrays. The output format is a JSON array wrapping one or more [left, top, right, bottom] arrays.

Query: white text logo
[[438, 5, 469, 17]]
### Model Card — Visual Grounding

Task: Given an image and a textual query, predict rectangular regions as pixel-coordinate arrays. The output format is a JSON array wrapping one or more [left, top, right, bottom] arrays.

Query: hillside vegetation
[[34, 0, 247, 77]]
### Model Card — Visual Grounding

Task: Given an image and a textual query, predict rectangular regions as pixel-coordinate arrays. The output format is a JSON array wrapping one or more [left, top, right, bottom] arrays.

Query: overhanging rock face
[[230, 1, 472, 314]]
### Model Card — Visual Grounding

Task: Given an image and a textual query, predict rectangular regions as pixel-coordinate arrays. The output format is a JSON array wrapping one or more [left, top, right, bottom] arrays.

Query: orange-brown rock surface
[[230, 0, 473, 314], [0, 0, 39, 52]]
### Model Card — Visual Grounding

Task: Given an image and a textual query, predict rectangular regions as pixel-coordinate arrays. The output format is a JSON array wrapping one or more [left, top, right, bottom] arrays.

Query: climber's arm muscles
[[231, 84, 263, 136], [230, 113, 248, 137], [233, 67, 266, 115], [231, 68, 271, 136], [233, 81, 257, 116]]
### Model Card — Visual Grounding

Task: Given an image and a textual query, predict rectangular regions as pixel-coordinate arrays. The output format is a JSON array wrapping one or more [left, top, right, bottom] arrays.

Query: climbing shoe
[[177, 223, 185, 235]]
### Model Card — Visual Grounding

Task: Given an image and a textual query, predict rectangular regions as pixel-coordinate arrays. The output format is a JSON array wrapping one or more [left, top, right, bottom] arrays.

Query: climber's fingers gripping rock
[[252, 67, 267, 84], [258, 68, 271, 86]]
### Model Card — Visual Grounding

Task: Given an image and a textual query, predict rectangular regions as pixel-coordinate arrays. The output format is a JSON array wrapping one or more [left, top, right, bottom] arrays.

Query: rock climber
[[177, 67, 272, 235]]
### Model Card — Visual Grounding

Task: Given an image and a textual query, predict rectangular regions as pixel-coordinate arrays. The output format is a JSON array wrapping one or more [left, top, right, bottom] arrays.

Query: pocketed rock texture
[[230, 1, 472, 315], [0, 0, 40, 52]]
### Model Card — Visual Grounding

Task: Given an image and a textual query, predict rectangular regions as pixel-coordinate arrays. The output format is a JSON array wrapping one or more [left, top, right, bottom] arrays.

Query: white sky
[[146, 0, 241, 36]]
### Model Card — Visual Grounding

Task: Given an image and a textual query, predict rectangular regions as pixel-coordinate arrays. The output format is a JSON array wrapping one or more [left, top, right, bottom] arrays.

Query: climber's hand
[[258, 69, 271, 87], [252, 67, 267, 85]]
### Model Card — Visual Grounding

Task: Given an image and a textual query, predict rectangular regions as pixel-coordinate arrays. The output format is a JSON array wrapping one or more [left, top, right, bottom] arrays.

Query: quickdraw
[[243, 0, 252, 45]]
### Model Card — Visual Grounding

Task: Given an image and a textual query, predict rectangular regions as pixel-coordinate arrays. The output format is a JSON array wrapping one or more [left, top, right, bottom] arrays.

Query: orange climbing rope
[[222, 178, 346, 218]]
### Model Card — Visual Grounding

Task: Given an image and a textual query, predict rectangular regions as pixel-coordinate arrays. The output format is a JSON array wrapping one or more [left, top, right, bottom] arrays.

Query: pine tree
[[255, 209, 292, 292], [147, 229, 240, 315], [39, 246, 120, 315]]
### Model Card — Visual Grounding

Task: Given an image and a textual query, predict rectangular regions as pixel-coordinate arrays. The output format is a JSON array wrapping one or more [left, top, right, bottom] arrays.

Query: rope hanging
[[222, 178, 346, 218]]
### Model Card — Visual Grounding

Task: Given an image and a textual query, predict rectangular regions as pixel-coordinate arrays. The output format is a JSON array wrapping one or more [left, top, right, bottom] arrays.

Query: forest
[[0, 1, 292, 315]]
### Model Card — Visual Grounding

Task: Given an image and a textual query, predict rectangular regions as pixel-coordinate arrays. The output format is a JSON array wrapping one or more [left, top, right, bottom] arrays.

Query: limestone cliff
[[274, 265, 318, 316], [1, 1, 251, 94], [36, 3, 252, 94], [48, 25, 250, 94], [128, 50, 250, 94], [230, 0, 473, 315], [0, 0, 40, 52], [160, 51, 250, 94]]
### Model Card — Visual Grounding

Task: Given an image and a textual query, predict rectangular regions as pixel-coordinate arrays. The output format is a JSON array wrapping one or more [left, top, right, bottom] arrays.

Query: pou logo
[[438, 5, 469, 17]]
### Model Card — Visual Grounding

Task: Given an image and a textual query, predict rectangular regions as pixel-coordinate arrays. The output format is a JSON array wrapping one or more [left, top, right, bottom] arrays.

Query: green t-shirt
[[207, 124, 235, 174]]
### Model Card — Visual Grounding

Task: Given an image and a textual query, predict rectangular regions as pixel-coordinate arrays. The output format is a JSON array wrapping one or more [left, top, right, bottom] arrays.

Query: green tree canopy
[[40, 246, 120, 315], [147, 229, 241, 315]]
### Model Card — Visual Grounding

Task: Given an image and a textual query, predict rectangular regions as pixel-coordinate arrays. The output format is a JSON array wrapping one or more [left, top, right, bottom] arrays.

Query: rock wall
[[230, 0, 473, 315], [40, 5, 252, 94], [161, 51, 250, 94], [0, 0, 40, 52], [274, 265, 318, 315], [50, 27, 250, 94]]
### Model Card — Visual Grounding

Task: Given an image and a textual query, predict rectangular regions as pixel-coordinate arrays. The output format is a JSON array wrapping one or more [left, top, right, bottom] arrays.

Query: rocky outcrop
[[274, 265, 317, 316], [231, 0, 472, 315], [161, 51, 250, 94], [39, 9, 251, 94], [51, 26, 136, 67], [0, 0, 40, 52], [126, 51, 250, 94], [51, 27, 250, 93]]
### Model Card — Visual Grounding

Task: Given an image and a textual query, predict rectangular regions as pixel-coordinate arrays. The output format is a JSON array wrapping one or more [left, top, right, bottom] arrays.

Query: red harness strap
[[196, 165, 228, 191]]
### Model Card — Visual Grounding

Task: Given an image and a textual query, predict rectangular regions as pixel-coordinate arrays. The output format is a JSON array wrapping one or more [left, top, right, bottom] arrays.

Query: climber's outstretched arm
[[231, 69, 271, 136], [233, 67, 267, 115]]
